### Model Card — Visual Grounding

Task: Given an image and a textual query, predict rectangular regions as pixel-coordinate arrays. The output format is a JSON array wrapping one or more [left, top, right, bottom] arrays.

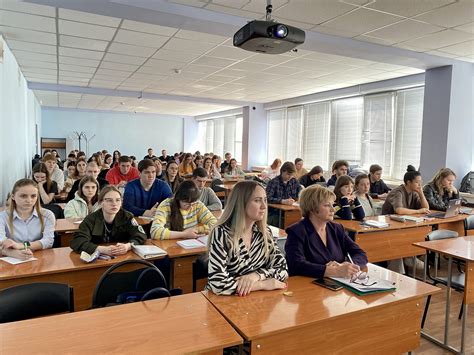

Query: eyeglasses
[[351, 271, 377, 287], [103, 198, 122, 204]]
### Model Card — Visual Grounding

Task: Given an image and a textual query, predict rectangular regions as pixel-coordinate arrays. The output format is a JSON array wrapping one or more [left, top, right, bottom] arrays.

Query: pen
[[347, 253, 354, 264]]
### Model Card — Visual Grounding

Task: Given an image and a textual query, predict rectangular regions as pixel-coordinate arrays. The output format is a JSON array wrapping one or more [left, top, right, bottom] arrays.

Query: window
[[267, 109, 286, 163], [302, 102, 330, 169], [197, 115, 243, 160]]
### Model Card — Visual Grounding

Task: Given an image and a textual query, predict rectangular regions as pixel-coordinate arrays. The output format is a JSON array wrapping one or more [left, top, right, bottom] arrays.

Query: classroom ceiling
[[0, 0, 472, 116]]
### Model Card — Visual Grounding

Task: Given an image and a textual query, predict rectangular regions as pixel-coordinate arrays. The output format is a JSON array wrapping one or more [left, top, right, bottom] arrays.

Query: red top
[[105, 166, 139, 185]]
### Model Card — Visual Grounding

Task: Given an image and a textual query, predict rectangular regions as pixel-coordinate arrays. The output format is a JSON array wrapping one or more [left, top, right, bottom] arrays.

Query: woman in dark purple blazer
[[285, 185, 367, 279]]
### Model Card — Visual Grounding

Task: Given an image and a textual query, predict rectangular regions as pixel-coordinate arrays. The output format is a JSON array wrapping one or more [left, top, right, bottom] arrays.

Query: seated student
[[354, 174, 376, 217], [164, 161, 184, 193], [382, 165, 430, 215], [70, 186, 146, 255], [151, 157, 166, 180], [191, 168, 222, 211], [326, 160, 349, 187], [368, 164, 391, 199], [207, 181, 288, 296], [423, 168, 459, 211], [266, 161, 301, 205], [261, 158, 281, 181], [75, 157, 87, 181], [112, 150, 121, 167], [333, 175, 365, 220], [285, 185, 367, 279], [143, 148, 156, 160], [223, 159, 246, 179], [204, 157, 221, 179], [105, 155, 139, 187], [32, 163, 58, 205], [0, 179, 55, 258], [159, 149, 173, 163], [123, 159, 172, 217], [42, 153, 64, 191], [220, 152, 232, 174], [178, 153, 196, 178], [67, 161, 109, 202], [299, 165, 325, 188], [194, 155, 204, 168], [103, 154, 113, 168], [64, 176, 100, 219], [151, 181, 217, 240], [294, 158, 308, 180], [63, 161, 77, 193]]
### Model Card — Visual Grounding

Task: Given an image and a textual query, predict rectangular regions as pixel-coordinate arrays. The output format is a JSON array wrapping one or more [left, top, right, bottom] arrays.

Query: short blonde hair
[[299, 185, 335, 218]]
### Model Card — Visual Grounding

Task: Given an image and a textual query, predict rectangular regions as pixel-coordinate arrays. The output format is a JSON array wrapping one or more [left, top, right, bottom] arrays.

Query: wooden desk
[[0, 293, 243, 354], [268, 203, 302, 229], [338, 214, 466, 263], [0, 242, 162, 311], [414, 236, 474, 353], [203, 264, 439, 354]]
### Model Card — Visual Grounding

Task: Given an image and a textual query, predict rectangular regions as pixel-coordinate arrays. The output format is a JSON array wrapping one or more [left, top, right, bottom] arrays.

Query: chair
[[0, 282, 74, 323], [91, 259, 181, 308], [192, 254, 209, 292], [464, 215, 474, 235], [421, 230, 464, 328]]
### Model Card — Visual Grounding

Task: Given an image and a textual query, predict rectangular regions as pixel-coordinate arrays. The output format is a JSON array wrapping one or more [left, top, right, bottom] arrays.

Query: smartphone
[[312, 278, 343, 291]]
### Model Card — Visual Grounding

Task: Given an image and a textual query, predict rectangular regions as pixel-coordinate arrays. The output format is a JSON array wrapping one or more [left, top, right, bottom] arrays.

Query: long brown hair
[[334, 175, 354, 203], [32, 163, 52, 192], [77, 176, 99, 205], [8, 179, 44, 238], [428, 168, 457, 197], [169, 180, 200, 231], [165, 161, 182, 192]]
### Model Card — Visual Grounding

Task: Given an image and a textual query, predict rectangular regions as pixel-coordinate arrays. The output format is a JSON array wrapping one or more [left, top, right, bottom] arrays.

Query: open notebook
[[177, 236, 208, 249]]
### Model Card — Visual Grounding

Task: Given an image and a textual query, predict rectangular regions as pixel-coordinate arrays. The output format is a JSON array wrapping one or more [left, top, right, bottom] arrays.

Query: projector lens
[[273, 24, 288, 38]]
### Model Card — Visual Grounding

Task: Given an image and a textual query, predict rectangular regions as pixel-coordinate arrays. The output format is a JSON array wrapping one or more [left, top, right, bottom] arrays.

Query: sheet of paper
[[0, 256, 37, 265]]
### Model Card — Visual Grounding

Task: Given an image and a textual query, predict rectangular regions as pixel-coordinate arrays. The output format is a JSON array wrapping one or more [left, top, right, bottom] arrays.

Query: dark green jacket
[[70, 208, 146, 254]]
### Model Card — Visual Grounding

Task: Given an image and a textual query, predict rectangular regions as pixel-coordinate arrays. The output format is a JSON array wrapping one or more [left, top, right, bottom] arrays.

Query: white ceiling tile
[[245, 53, 293, 65], [262, 65, 304, 76], [108, 42, 157, 57], [152, 48, 200, 62], [169, 0, 207, 8], [59, 71, 93, 79], [58, 20, 117, 41], [212, 68, 247, 78], [6, 40, 56, 55], [100, 61, 139, 72], [206, 45, 255, 60], [340, 0, 372, 5], [59, 47, 105, 60], [93, 74, 125, 82], [163, 37, 217, 52], [321, 8, 403, 36], [370, 63, 409, 71], [0, 10, 56, 32], [59, 92, 82, 100], [454, 22, 474, 34], [228, 61, 271, 72], [174, 29, 228, 44], [60, 35, 109, 51], [183, 64, 220, 74], [0, 25, 56, 45], [24, 72, 57, 80], [438, 40, 474, 56], [114, 29, 169, 48], [58, 8, 121, 27], [59, 64, 97, 73], [13, 50, 56, 63], [192, 56, 236, 67], [18, 60, 57, 70], [204, 4, 261, 19], [59, 56, 101, 67], [103, 53, 147, 65], [415, 2, 474, 28], [399, 29, 473, 51], [121, 20, 177, 36], [366, 0, 456, 17], [0, 0, 55, 17], [365, 20, 444, 43], [211, 0, 249, 7], [273, 0, 356, 25], [95, 68, 131, 78]]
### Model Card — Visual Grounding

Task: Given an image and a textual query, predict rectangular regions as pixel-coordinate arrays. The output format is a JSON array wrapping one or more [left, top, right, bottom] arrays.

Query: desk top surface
[[203, 264, 439, 341], [267, 203, 301, 211], [0, 292, 243, 354], [414, 236, 474, 261]]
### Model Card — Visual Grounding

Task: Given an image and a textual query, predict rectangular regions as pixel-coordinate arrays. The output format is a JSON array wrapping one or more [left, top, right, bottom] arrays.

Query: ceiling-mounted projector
[[233, 1, 305, 54]]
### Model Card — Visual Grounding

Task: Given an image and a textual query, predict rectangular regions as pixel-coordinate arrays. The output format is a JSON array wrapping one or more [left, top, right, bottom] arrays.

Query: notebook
[[330, 275, 396, 296], [362, 220, 389, 228], [390, 215, 424, 223], [0, 256, 37, 265], [132, 245, 167, 259], [177, 236, 208, 249]]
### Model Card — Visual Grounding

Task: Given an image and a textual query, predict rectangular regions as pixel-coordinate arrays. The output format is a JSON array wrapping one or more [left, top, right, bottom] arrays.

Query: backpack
[[460, 171, 474, 193]]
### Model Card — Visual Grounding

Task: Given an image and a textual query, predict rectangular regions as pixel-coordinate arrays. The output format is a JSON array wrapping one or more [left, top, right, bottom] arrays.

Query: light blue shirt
[[0, 208, 55, 249]]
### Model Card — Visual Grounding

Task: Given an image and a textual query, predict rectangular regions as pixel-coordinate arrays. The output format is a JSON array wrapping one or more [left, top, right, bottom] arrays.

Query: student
[[194, 155, 204, 168], [207, 181, 288, 296], [63, 161, 77, 193], [294, 158, 308, 180], [164, 161, 184, 193], [32, 163, 58, 205], [212, 155, 222, 175], [368, 164, 391, 199], [75, 158, 87, 180], [123, 159, 173, 217], [220, 152, 232, 174], [382, 166, 430, 215], [285, 185, 367, 279], [105, 155, 139, 187], [67, 161, 109, 202], [152, 157, 166, 180], [144, 148, 156, 160], [266, 162, 301, 205], [70, 186, 146, 255], [261, 158, 281, 181], [192, 168, 222, 211], [299, 166, 325, 188], [112, 150, 121, 167], [64, 176, 100, 219], [333, 175, 365, 220], [423, 168, 459, 211], [0, 179, 55, 258], [178, 153, 196, 178], [354, 174, 375, 217], [151, 181, 217, 240], [42, 153, 64, 191], [159, 149, 173, 163], [203, 157, 221, 179], [326, 160, 349, 187], [51, 150, 64, 170], [223, 158, 245, 179], [103, 154, 113, 168]]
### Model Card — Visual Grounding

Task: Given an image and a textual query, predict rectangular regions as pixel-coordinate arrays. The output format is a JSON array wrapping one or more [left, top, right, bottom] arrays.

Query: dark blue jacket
[[123, 178, 172, 216]]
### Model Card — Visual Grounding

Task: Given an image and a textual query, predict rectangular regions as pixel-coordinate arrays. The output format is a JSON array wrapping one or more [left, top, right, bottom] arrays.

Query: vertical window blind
[[197, 115, 243, 160]]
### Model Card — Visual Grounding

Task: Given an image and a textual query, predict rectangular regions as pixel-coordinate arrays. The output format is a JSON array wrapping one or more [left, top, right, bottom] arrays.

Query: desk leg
[[461, 304, 467, 354], [279, 210, 283, 229], [444, 257, 452, 345]]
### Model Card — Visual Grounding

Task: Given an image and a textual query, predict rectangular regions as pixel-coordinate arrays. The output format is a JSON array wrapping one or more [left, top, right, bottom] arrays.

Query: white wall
[[0, 37, 41, 204], [41, 108, 186, 158]]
